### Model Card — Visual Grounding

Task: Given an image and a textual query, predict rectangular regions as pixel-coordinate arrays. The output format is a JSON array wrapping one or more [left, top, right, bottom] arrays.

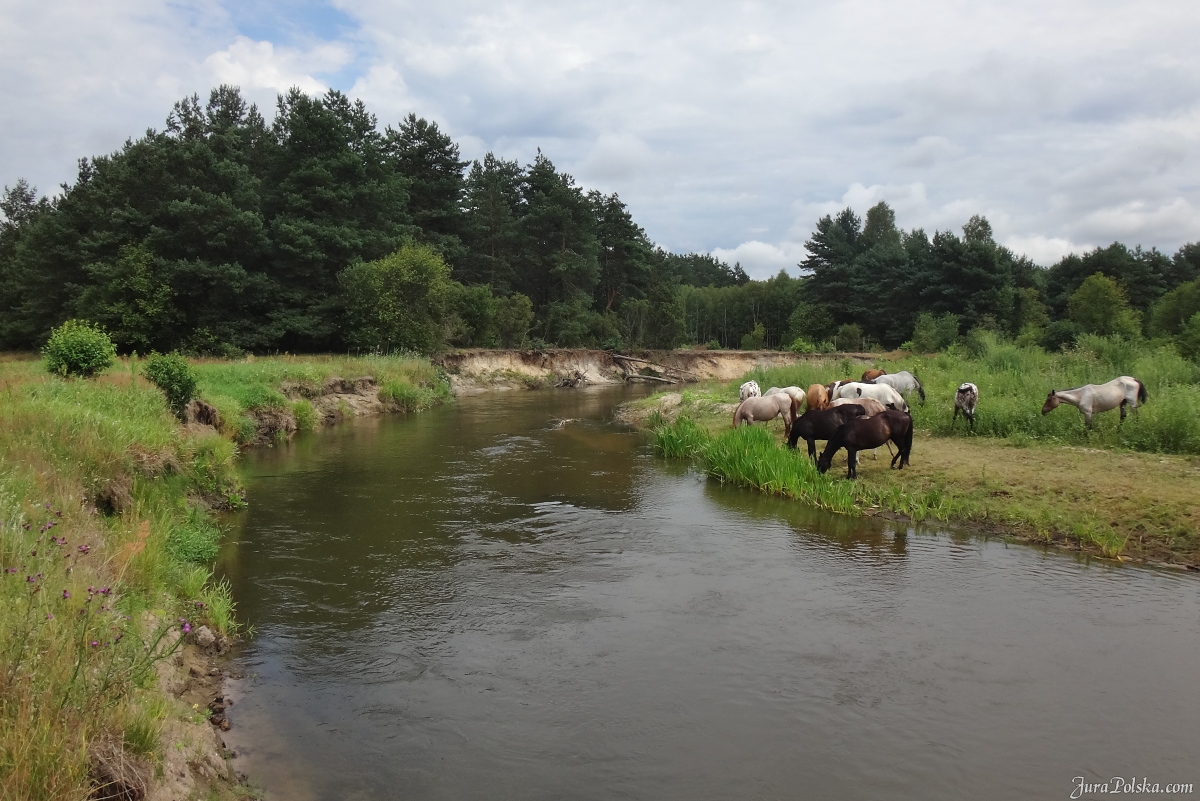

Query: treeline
[[797, 204, 1200, 355], [0, 85, 747, 354], [2, 84, 1199, 357]]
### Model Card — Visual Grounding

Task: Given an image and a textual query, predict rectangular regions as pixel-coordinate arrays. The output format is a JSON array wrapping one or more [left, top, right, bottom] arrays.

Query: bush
[[911, 312, 960, 352], [42, 319, 117, 378], [834, 324, 863, 352], [1042, 320, 1079, 351], [706, 339, 722, 350], [741, 322, 767, 350], [496, 293, 534, 348], [141, 352, 198, 418]]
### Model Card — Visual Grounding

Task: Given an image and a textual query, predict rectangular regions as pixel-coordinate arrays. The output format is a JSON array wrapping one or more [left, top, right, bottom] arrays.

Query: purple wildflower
[[62, 590, 71, 599]]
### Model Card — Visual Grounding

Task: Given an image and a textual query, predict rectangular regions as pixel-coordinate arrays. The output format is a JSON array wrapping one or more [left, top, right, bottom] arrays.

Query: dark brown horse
[[817, 410, 913, 479], [786, 404, 867, 460], [862, 368, 887, 381]]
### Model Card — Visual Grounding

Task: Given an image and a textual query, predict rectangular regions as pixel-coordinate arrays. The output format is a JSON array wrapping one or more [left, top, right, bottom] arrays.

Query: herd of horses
[[731, 371, 1149, 480]]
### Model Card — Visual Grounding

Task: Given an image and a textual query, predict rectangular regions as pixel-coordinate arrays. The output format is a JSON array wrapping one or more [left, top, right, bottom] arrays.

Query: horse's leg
[[847, 450, 857, 480], [1120, 400, 1127, 422], [807, 439, 816, 461]]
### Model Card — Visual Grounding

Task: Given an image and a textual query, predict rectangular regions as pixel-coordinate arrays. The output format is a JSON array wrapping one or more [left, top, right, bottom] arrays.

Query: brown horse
[[862, 368, 887, 381], [786, 404, 867, 460], [733, 393, 798, 437], [817, 410, 913, 479], [804, 383, 830, 412]]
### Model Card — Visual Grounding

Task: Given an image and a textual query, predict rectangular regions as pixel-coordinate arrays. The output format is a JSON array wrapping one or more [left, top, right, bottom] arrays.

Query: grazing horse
[[862, 368, 887, 381], [954, 382, 979, 428], [830, 398, 891, 458], [804, 383, 830, 413], [817, 410, 913, 479], [733, 393, 798, 437], [825, 379, 852, 398], [739, 380, 762, 402], [786, 404, 867, 460], [764, 386, 806, 403], [872, 371, 925, 405], [1041, 376, 1147, 429], [829, 381, 909, 413]]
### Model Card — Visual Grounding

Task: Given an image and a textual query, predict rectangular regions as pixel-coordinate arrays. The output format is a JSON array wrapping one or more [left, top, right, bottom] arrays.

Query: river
[[219, 386, 1200, 800]]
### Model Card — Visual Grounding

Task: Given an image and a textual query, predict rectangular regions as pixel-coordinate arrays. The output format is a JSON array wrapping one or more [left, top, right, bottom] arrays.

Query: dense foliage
[[2, 85, 1199, 356], [140, 351, 198, 418], [41, 319, 116, 377]]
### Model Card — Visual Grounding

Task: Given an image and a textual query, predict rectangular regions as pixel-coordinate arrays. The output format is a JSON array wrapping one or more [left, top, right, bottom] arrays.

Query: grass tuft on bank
[[0, 350, 450, 798]]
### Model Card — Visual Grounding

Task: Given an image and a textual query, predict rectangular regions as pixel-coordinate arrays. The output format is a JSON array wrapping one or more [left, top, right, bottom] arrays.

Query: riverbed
[[219, 386, 1200, 800]]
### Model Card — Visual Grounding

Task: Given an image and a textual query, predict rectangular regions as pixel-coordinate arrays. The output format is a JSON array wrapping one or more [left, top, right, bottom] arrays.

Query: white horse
[[871, 371, 925, 406], [733, 394, 797, 437], [764, 386, 805, 402], [829, 381, 909, 413], [954, 382, 978, 428], [1041, 376, 1147, 429], [739, 380, 762, 402]]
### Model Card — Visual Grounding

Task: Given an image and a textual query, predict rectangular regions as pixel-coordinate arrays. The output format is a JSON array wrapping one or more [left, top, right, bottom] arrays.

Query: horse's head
[[1041, 391, 1060, 415], [816, 453, 832, 474]]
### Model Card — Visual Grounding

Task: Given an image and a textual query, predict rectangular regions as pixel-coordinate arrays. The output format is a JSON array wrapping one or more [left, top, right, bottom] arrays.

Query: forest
[[2, 85, 1199, 358]]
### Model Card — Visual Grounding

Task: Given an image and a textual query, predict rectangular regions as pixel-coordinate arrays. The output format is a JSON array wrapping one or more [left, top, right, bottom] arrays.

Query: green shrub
[[740, 323, 767, 350], [834, 324, 863, 352], [42, 319, 117, 378], [706, 339, 722, 350], [141, 352, 198, 418]]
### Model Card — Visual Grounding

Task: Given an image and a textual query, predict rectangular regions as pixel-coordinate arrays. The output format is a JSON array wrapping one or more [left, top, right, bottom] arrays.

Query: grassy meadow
[[633, 334, 1200, 565], [0, 351, 447, 799]]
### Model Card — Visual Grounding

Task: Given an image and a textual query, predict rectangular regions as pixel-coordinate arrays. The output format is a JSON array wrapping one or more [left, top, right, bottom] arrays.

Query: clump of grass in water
[[1073, 520, 1128, 559]]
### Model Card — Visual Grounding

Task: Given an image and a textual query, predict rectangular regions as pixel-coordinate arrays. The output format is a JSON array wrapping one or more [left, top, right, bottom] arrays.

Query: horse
[[786, 404, 867, 460], [825, 379, 852, 398], [954, 383, 979, 428], [1041, 376, 1147, 429], [804, 384, 830, 413], [830, 398, 892, 459], [829, 381, 909, 413], [764, 386, 806, 402], [817, 410, 913, 479], [872, 371, 925, 405], [861, 368, 887, 381], [739, 380, 761, 402], [733, 393, 798, 437]]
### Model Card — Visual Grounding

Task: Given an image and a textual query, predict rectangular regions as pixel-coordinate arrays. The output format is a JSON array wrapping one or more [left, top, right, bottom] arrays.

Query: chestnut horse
[[817, 410, 913, 479], [862, 368, 887, 381], [804, 383, 830, 412]]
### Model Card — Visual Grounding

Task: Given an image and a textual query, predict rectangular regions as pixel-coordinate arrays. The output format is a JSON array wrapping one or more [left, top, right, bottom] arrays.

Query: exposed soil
[[435, 347, 876, 393]]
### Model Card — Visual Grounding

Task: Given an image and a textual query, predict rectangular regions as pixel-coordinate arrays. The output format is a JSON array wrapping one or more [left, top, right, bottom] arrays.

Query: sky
[[2, 0, 1199, 279]]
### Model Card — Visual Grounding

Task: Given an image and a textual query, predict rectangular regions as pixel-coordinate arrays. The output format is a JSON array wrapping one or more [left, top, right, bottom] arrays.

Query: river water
[[219, 386, 1200, 801]]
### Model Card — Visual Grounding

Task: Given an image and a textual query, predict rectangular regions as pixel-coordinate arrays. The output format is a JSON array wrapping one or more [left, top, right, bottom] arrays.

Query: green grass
[[736, 333, 1200, 455], [654, 419, 964, 522], [191, 353, 450, 442], [0, 350, 450, 798]]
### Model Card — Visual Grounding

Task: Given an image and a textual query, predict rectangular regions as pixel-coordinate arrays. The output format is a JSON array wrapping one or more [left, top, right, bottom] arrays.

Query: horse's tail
[[902, 415, 914, 465], [732, 402, 742, 429], [915, 375, 925, 404], [1137, 378, 1148, 404]]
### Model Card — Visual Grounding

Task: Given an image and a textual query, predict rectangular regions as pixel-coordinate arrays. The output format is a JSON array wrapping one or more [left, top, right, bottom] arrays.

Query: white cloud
[[710, 241, 806, 281], [2, 0, 1200, 266], [203, 36, 351, 97], [1003, 235, 1093, 267]]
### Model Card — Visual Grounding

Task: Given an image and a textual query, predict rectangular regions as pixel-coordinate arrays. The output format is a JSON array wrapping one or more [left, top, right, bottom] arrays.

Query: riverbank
[[0, 352, 451, 800], [622, 387, 1200, 569]]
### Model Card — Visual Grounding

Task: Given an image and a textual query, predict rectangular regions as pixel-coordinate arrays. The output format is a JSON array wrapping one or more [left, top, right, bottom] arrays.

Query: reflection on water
[[220, 386, 1200, 801]]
